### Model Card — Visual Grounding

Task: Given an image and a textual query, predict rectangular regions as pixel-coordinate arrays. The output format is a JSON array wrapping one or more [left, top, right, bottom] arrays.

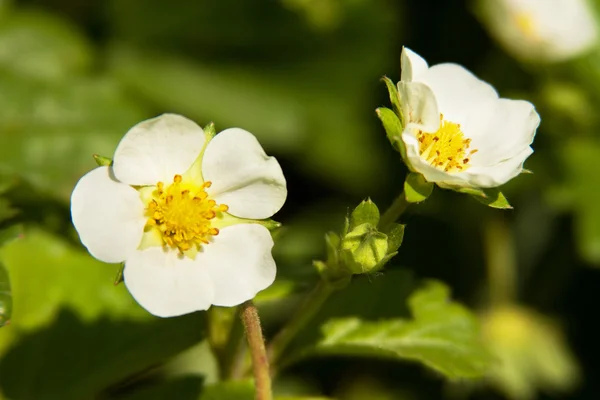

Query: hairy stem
[[240, 300, 272, 400]]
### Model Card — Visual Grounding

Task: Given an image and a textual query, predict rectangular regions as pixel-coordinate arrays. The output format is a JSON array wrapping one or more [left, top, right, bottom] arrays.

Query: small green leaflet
[[313, 280, 491, 379]]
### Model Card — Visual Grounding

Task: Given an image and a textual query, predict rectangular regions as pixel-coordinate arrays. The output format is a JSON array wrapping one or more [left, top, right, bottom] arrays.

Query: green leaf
[[376, 107, 407, 161], [312, 281, 491, 379], [276, 397, 333, 400], [0, 75, 146, 199], [280, 269, 417, 361], [0, 229, 145, 331], [381, 76, 402, 121], [0, 10, 92, 81], [349, 199, 380, 230], [404, 172, 434, 203], [108, 45, 386, 194], [467, 188, 512, 209], [385, 223, 405, 254], [0, 262, 11, 327], [198, 380, 254, 400], [0, 229, 210, 398], [111, 377, 203, 400], [0, 309, 205, 400]]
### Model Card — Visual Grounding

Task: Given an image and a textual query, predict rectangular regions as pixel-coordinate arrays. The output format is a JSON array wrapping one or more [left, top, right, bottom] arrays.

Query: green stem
[[484, 217, 517, 305], [240, 300, 272, 400], [379, 190, 408, 232], [267, 280, 334, 369], [222, 311, 246, 380], [267, 191, 410, 372]]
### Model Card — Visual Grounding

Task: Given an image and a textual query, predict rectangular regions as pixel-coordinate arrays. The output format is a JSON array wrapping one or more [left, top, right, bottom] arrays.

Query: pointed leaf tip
[[93, 154, 113, 167]]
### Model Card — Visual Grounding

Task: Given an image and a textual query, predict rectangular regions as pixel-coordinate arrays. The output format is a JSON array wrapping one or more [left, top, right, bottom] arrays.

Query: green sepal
[[93, 154, 113, 167], [257, 218, 281, 231], [376, 107, 407, 161], [385, 223, 405, 254], [349, 198, 380, 231], [114, 263, 125, 285], [521, 168, 534, 174], [457, 187, 513, 209], [341, 223, 389, 275], [204, 122, 216, 139], [404, 172, 434, 203], [381, 76, 403, 122]]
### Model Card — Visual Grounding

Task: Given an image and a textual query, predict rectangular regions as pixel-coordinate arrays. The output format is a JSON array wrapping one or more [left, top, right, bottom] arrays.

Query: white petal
[[398, 81, 440, 133], [464, 99, 540, 166], [418, 64, 498, 123], [113, 114, 207, 186], [202, 128, 287, 220], [124, 247, 215, 317], [460, 146, 533, 188], [71, 167, 146, 264], [200, 224, 276, 307], [400, 47, 429, 82]]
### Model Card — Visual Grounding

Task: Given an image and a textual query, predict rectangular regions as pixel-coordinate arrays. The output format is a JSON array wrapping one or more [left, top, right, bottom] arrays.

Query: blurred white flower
[[475, 0, 598, 62], [71, 114, 287, 317], [399, 48, 540, 189]]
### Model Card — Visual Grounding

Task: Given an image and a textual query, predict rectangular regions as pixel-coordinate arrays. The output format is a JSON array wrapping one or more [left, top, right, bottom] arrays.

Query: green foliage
[[563, 138, 600, 264], [0, 75, 146, 199], [312, 281, 491, 379], [0, 10, 92, 81], [0, 0, 597, 398], [0, 262, 10, 327], [0, 309, 205, 400]]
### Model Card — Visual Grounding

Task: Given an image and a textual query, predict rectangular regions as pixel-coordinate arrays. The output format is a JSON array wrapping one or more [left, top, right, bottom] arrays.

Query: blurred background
[[1, 0, 600, 399]]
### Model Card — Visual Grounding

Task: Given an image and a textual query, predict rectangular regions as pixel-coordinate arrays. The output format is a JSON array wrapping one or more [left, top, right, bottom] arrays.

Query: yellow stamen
[[514, 12, 539, 40], [417, 114, 477, 173], [143, 175, 228, 256]]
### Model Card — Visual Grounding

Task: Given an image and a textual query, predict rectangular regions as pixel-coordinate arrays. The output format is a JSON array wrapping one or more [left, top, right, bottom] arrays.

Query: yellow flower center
[[514, 12, 539, 40], [417, 115, 478, 173], [144, 174, 228, 254]]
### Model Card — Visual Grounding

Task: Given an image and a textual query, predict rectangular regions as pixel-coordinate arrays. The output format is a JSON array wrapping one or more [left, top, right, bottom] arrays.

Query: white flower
[[398, 47, 540, 189], [476, 0, 598, 62], [71, 114, 287, 317]]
